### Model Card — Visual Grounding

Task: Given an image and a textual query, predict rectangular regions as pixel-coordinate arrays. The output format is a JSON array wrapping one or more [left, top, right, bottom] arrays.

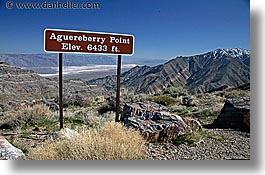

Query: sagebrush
[[148, 95, 177, 106], [0, 104, 54, 130]]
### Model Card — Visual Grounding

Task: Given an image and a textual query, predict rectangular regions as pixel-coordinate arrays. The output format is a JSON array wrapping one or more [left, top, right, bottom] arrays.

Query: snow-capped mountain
[[203, 48, 250, 60], [88, 48, 250, 94]]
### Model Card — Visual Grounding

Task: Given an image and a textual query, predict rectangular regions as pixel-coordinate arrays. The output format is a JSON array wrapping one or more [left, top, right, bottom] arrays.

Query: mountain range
[[88, 48, 250, 94], [0, 54, 166, 68], [0, 54, 117, 67]]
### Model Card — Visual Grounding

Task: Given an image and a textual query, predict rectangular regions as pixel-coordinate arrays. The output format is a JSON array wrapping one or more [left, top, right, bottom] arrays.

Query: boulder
[[214, 97, 250, 132], [120, 102, 201, 142], [182, 95, 194, 106], [49, 128, 79, 141], [0, 136, 25, 160]]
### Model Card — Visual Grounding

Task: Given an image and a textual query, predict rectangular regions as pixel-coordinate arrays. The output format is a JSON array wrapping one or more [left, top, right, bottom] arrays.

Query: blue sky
[[0, 0, 250, 60]]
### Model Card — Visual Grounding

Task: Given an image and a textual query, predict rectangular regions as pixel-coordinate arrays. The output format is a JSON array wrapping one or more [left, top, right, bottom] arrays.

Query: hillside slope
[[0, 62, 106, 103], [88, 48, 250, 94]]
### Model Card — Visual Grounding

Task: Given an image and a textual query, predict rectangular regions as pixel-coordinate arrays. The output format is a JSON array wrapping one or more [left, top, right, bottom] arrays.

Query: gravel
[[145, 129, 250, 160]]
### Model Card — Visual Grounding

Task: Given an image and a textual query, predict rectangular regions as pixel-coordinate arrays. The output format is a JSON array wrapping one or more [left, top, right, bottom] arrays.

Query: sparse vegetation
[[168, 92, 225, 125], [163, 87, 187, 95], [147, 95, 177, 106], [64, 117, 86, 126], [174, 108, 190, 116], [59, 105, 115, 129], [26, 122, 146, 160], [223, 90, 250, 98], [174, 128, 225, 145], [97, 96, 117, 114], [0, 82, 249, 160], [0, 104, 54, 130]]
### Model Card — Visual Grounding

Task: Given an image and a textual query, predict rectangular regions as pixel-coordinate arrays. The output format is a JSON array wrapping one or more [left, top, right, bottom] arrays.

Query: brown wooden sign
[[44, 28, 134, 55]]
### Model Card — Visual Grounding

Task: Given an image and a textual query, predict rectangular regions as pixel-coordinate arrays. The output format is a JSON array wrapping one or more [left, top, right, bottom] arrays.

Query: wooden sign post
[[58, 53, 63, 129], [44, 29, 134, 127], [115, 55, 122, 122]]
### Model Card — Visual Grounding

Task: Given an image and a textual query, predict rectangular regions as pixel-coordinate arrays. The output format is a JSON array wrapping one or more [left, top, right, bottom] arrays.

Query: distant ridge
[[0, 62, 107, 102], [0, 53, 168, 69], [88, 48, 250, 94], [0, 54, 117, 67]]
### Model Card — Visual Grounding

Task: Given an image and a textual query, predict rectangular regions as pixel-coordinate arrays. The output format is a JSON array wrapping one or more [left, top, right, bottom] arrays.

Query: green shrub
[[97, 96, 117, 114], [148, 95, 177, 106], [64, 117, 85, 125], [174, 128, 225, 145], [163, 87, 187, 95], [172, 108, 190, 116], [63, 116, 93, 129]]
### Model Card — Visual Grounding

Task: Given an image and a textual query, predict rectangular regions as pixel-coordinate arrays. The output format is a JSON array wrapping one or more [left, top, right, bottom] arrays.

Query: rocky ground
[[1, 94, 250, 160], [1, 127, 250, 160], [146, 128, 250, 160]]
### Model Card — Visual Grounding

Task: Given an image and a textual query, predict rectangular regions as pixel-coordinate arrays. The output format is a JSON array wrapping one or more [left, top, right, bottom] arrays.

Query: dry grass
[[1, 104, 54, 130], [26, 122, 146, 160], [62, 106, 115, 129], [15, 104, 54, 120], [223, 90, 250, 98]]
